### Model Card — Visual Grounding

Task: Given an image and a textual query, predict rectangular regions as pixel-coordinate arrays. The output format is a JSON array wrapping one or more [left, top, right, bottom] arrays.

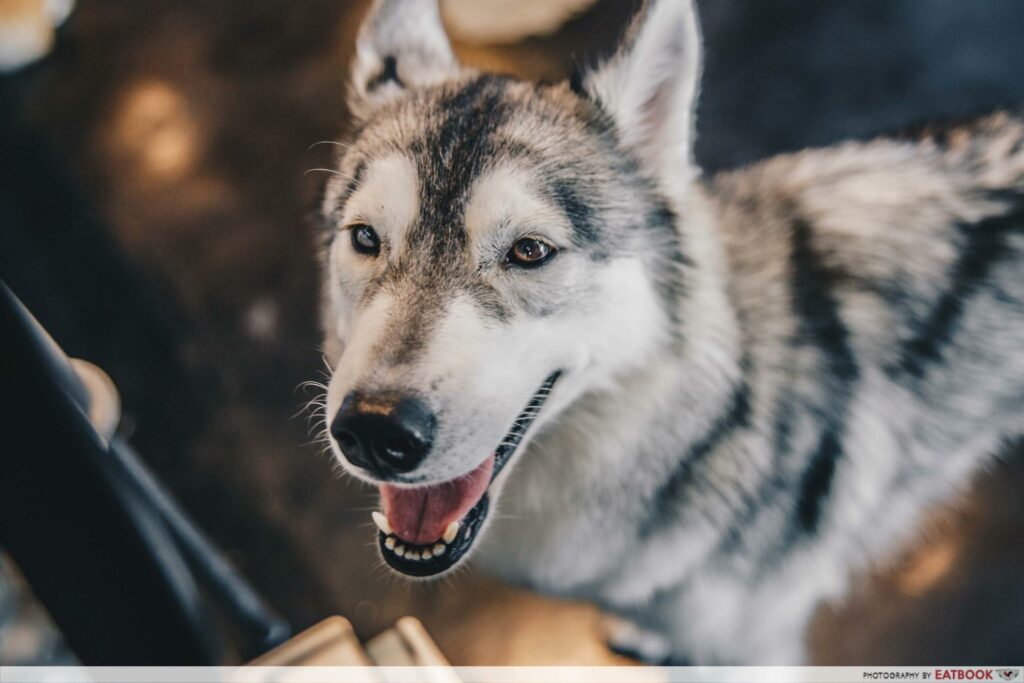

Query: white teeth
[[371, 512, 392, 535], [383, 538, 448, 561], [382, 529, 456, 561]]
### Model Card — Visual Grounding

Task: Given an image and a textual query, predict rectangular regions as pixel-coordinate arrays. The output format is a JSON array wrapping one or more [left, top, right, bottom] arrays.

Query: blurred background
[[1, 0, 1023, 666]]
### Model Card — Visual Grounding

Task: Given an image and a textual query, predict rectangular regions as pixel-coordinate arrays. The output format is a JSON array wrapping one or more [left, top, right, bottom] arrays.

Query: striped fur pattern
[[318, 0, 1024, 663]]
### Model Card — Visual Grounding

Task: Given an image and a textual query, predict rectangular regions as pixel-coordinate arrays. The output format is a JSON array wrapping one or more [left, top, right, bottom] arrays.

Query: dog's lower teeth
[[378, 518, 468, 564], [382, 533, 451, 562]]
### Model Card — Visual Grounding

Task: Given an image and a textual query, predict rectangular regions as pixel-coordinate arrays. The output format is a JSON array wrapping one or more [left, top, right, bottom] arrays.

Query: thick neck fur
[[481, 183, 747, 596]]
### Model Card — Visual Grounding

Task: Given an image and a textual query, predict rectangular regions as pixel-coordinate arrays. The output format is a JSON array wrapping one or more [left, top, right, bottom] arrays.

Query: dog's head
[[320, 0, 703, 577]]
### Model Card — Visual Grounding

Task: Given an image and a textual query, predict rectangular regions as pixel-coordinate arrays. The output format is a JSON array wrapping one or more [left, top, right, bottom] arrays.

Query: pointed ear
[[348, 0, 466, 117], [580, 0, 703, 184]]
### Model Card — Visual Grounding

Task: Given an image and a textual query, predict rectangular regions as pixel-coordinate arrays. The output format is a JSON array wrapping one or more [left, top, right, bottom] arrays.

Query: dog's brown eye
[[350, 224, 380, 256], [506, 237, 555, 268]]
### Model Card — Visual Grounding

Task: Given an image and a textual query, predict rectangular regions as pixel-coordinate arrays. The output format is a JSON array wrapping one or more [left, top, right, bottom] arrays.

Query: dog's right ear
[[577, 0, 703, 186], [348, 0, 466, 118]]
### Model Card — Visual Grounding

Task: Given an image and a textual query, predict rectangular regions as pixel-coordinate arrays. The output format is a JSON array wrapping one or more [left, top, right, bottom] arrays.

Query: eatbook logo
[[934, 670, 1022, 681]]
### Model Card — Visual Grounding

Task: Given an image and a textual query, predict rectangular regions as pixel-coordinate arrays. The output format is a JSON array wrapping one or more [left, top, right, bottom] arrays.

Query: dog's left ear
[[578, 0, 703, 185], [348, 0, 466, 118]]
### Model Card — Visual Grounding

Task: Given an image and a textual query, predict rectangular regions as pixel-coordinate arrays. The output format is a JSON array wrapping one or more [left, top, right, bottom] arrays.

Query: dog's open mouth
[[371, 372, 560, 577]]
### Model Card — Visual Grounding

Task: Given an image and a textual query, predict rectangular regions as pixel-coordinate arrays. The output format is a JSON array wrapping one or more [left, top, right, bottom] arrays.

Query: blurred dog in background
[[318, 0, 1024, 664]]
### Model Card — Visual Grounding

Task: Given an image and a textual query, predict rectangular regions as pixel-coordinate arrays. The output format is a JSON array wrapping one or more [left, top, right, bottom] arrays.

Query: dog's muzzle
[[366, 372, 561, 578]]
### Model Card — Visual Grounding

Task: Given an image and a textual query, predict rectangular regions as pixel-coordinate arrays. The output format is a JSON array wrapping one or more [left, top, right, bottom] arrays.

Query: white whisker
[[308, 140, 353, 151], [304, 168, 348, 178]]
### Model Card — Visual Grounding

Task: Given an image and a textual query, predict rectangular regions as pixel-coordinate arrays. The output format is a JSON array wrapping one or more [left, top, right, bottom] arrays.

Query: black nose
[[330, 392, 435, 476]]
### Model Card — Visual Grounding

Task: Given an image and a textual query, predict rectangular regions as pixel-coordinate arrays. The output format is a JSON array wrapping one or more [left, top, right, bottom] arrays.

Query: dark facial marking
[[367, 55, 403, 92], [477, 137, 608, 249], [374, 281, 446, 366], [321, 160, 366, 248], [372, 77, 515, 365], [464, 281, 511, 323], [547, 178, 599, 246], [409, 76, 512, 259], [330, 160, 366, 218]]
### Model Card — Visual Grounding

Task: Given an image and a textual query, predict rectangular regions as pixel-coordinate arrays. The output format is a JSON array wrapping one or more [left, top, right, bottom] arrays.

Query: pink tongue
[[380, 455, 494, 545]]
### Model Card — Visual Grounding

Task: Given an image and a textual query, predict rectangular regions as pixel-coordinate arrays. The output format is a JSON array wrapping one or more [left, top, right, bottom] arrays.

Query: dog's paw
[[603, 615, 684, 665]]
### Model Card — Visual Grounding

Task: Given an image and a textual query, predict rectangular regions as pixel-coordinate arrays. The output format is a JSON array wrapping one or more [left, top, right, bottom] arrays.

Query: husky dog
[[318, 0, 1024, 664]]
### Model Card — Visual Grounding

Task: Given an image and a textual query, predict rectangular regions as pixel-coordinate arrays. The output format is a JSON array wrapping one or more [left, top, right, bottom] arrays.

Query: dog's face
[[320, 0, 702, 577]]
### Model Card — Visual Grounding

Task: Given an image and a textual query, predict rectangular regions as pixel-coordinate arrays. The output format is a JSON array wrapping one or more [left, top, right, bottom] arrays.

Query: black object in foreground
[[0, 283, 290, 663]]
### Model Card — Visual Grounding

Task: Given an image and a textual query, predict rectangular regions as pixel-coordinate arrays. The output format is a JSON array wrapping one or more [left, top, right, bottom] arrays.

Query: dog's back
[[711, 113, 1024, 564], [713, 107, 1023, 568]]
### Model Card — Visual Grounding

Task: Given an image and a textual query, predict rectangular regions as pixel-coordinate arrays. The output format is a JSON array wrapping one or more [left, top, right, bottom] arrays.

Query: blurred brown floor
[[4, 0, 1023, 666]]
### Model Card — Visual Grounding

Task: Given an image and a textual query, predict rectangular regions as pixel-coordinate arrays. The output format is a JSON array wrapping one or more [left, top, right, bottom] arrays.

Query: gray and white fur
[[317, 0, 1024, 664]]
